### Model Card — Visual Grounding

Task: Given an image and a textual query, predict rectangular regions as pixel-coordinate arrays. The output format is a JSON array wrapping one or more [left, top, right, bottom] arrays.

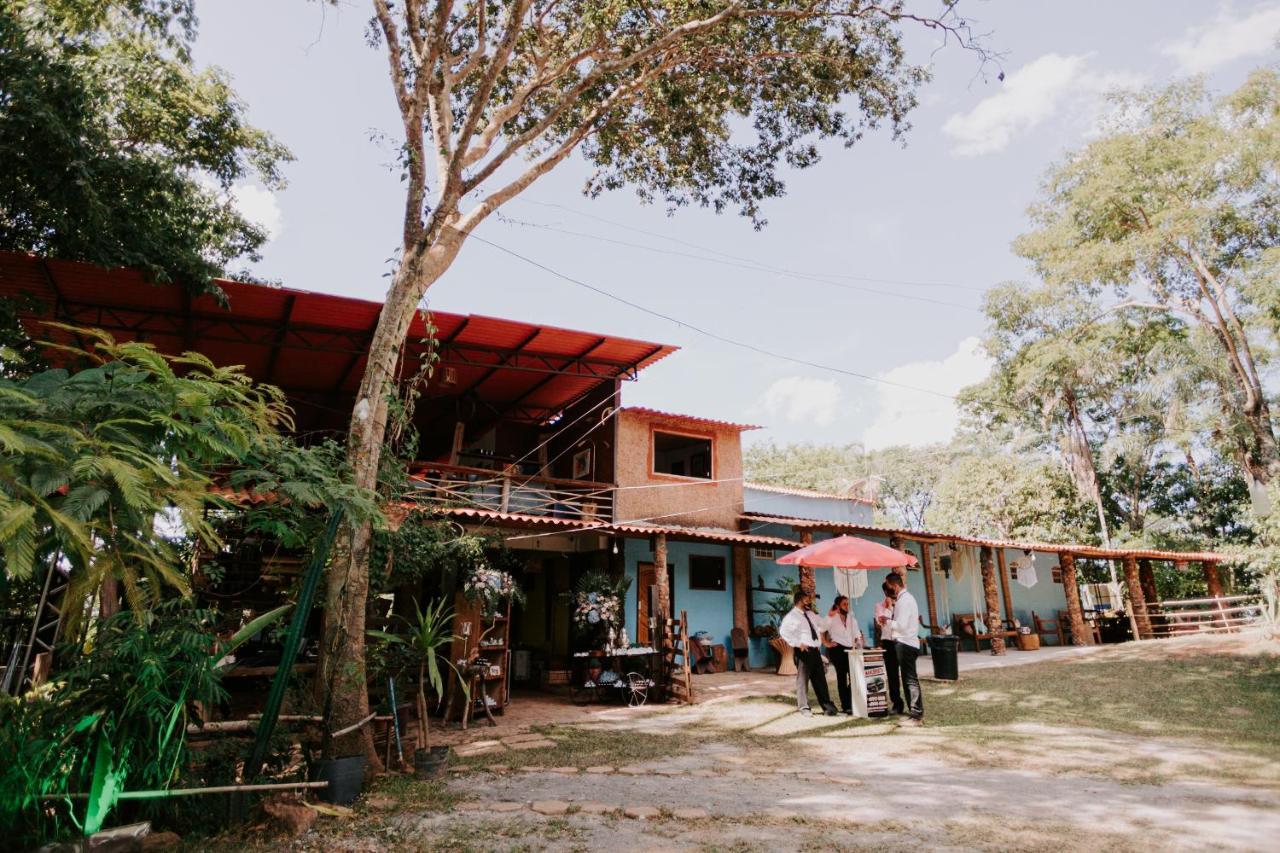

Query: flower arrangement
[[463, 566, 525, 615], [572, 571, 631, 646]]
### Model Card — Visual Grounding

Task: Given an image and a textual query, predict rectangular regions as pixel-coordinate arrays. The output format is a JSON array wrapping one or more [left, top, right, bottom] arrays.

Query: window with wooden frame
[[752, 547, 775, 560], [1052, 565, 1063, 583], [688, 555, 727, 591], [653, 430, 713, 479]]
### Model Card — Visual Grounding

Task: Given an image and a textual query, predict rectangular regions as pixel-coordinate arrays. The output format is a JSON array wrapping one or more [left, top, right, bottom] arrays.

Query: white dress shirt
[[824, 610, 862, 648], [889, 590, 921, 649], [779, 606, 823, 650]]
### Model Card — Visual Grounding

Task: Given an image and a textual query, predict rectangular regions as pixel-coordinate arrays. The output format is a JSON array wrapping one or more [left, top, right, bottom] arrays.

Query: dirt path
[[273, 634, 1279, 852]]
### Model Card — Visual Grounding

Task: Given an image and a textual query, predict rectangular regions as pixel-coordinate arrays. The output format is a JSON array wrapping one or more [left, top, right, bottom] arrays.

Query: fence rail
[[1148, 593, 1267, 637], [406, 461, 613, 523]]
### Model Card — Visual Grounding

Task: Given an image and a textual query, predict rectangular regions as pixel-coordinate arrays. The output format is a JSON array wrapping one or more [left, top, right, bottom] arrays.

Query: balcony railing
[[406, 461, 613, 523]]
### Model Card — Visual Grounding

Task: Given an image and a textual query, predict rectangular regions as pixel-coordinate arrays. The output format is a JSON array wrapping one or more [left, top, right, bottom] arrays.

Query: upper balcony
[[406, 461, 613, 523]]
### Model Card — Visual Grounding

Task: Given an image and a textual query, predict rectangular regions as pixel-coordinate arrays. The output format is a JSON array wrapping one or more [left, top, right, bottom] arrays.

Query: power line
[[512, 197, 991, 293], [497, 216, 982, 313], [468, 233, 1236, 446]]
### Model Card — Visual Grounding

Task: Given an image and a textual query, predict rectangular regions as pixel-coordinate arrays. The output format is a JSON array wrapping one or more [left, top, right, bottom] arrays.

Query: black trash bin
[[930, 635, 959, 681]]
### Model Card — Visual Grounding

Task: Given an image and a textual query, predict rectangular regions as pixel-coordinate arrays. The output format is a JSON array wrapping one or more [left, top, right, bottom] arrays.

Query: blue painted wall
[[623, 538, 736, 653]]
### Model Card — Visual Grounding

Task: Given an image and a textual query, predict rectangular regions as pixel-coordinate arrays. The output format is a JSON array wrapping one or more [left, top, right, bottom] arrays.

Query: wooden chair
[[1055, 609, 1102, 645], [952, 613, 1018, 652], [1032, 611, 1064, 645]]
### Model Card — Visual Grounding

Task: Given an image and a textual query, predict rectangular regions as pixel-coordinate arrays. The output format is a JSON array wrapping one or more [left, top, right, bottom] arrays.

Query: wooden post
[[99, 578, 120, 620], [1060, 553, 1089, 646], [978, 546, 1005, 655], [654, 533, 669, 625], [1121, 555, 1152, 640], [919, 541, 939, 634], [732, 546, 750, 634], [995, 548, 1015, 625], [798, 531, 815, 597]]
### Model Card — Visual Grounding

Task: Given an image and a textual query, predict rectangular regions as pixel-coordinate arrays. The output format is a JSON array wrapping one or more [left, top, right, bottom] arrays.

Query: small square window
[[1052, 566, 1063, 583], [689, 555, 727, 591], [752, 548, 775, 560]]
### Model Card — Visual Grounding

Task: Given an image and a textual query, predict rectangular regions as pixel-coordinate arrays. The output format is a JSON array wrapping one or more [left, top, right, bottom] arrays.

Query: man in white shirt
[[883, 574, 923, 725], [778, 589, 838, 716], [822, 594, 863, 715]]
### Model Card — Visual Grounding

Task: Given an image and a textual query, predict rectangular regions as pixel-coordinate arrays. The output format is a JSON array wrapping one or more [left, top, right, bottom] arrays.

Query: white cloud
[[942, 53, 1142, 157], [196, 175, 284, 242], [861, 337, 992, 450], [1162, 4, 1280, 74], [228, 183, 284, 242], [758, 376, 843, 427]]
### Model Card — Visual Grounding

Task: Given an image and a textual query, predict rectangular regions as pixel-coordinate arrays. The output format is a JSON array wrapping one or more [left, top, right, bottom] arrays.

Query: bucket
[[312, 755, 365, 805], [414, 745, 450, 780]]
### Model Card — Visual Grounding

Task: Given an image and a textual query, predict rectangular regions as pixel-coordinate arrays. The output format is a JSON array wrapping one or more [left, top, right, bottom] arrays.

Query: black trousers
[[881, 640, 903, 713], [827, 644, 853, 713], [897, 642, 923, 719], [794, 647, 835, 711]]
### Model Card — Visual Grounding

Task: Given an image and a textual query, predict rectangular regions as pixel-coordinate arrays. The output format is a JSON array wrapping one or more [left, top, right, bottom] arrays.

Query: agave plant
[[369, 599, 466, 752]]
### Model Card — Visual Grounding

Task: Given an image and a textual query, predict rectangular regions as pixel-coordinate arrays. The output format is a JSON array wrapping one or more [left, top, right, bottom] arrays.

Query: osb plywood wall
[[613, 410, 743, 529]]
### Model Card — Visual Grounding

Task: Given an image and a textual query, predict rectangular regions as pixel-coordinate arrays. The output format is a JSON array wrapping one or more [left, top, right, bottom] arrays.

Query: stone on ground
[[259, 795, 316, 836], [531, 800, 571, 816], [672, 808, 709, 820], [585, 765, 614, 774], [577, 802, 619, 815], [507, 738, 556, 750], [623, 806, 661, 819]]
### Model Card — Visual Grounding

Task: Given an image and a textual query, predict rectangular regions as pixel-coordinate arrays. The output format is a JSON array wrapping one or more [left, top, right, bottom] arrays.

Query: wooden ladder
[[2, 556, 69, 695], [661, 609, 694, 705]]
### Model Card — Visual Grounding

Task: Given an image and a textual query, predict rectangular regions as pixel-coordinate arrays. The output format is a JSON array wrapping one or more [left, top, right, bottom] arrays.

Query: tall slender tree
[[322, 1, 992, 759], [1014, 71, 1280, 494]]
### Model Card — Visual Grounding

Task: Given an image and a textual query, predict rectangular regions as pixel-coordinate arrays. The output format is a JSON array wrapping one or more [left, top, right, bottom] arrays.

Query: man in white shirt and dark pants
[[822, 594, 863, 715], [779, 589, 838, 716], [882, 573, 923, 725]]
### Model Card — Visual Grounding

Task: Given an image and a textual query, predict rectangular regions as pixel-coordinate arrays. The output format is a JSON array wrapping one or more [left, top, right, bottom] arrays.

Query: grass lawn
[[926, 651, 1280, 757]]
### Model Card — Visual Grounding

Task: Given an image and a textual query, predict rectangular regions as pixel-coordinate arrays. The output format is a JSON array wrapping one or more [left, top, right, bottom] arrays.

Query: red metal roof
[[0, 252, 677, 431], [741, 514, 1230, 563], [621, 407, 762, 432]]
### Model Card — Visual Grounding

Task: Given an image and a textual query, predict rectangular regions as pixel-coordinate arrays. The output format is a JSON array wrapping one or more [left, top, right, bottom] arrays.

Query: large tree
[[0, 0, 291, 292], [323, 1, 990, 759], [1014, 71, 1280, 493]]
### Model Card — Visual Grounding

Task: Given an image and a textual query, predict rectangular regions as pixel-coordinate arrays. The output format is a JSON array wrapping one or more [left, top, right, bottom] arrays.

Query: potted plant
[[463, 566, 525, 617], [763, 584, 799, 676], [369, 599, 467, 778]]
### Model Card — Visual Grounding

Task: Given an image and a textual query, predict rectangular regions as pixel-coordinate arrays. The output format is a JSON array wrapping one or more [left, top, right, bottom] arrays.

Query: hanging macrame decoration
[[1015, 557, 1039, 589], [835, 567, 869, 599]]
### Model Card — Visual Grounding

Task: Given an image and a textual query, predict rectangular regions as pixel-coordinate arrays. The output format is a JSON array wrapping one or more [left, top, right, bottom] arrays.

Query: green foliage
[[371, 513, 490, 592], [0, 329, 290, 620], [368, 598, 465, 750], [1012, 70, 1280, 486], [0, 1, 291, 293], [930, 453, 1093, 542], [228, 436, 383, 552], [0, 600, 288, 846]]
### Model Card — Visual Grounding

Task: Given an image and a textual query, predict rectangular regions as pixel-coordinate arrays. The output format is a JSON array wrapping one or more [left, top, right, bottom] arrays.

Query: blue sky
[[193, 1, 1280, 451]]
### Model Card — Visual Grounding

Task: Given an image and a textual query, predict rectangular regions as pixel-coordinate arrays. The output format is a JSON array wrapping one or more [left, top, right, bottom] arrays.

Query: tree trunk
[[978, 547, 1005, 656], [1060, 553, 1089, 647], [798, 531, 815, 597], [417, 662, 429, 751], [919, 541, 939, 635], [321, 227, 467, 764], [1121, 556, 1151, 640]]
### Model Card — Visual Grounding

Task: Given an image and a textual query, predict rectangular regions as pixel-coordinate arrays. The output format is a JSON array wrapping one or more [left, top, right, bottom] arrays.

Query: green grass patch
[[926, 653, 1280, 757]]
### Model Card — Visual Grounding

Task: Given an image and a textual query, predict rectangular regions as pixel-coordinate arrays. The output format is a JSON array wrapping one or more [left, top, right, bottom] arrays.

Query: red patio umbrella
[[777, 535, 917, 570]]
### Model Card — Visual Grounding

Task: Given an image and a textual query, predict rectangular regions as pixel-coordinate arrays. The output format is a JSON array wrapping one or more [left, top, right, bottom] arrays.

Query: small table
[[570, 648, 659, 706]]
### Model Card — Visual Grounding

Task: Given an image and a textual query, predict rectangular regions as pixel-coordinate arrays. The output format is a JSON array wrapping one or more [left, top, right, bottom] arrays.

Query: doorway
[[636, 561, 676, 645]]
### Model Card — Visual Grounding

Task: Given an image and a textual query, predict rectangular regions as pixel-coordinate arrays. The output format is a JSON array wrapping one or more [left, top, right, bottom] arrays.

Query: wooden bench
[[952, 613, 1019, 652], [1032, 611, 1065, 646]]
